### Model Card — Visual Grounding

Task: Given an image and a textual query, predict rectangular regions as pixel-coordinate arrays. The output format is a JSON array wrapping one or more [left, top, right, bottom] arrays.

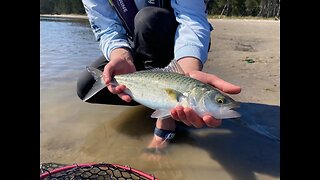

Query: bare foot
[[141, 118, 176, 158], [140, 136, 169, 161], [146, 135, 169, 152]]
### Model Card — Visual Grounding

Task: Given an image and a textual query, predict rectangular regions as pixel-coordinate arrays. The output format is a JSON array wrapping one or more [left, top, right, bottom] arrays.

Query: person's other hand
[[103, 48, 136, 102], [170, 70, 241, 128]]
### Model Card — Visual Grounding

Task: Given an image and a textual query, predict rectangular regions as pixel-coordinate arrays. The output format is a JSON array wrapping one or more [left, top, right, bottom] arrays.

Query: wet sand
[[40, 17, 280, 180]]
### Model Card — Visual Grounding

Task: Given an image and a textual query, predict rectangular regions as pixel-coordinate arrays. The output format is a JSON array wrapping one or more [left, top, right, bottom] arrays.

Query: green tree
[[40, 0, 54, 14], [229, 0, 246, 16], [70, 0, 86, 14], [53, 0, 71, 14], [40, 0, 85, 14], [258, 0, 280, 18], [245, 0, 260, 16]]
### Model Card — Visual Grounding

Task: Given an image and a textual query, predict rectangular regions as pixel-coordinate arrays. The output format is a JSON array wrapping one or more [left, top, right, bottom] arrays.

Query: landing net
[[40, 162, 158, 180]]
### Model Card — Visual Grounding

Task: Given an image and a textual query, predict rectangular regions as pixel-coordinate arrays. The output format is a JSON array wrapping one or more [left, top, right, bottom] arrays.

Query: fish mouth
[[228, 101, 241, 110], [221, 109, 241, 119], [218, 102, 241, 119]]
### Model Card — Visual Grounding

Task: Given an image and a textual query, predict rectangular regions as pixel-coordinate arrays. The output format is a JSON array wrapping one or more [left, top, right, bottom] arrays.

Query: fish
[[83, 60, 240, 119]]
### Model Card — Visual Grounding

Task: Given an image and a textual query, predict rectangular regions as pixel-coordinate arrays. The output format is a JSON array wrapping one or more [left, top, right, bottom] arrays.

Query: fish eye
[[216, 97, 225, 104]]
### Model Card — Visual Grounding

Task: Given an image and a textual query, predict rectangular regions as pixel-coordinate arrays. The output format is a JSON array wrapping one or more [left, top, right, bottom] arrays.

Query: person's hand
[[170, 69, 241, 128], [103, 48, 136, 102]]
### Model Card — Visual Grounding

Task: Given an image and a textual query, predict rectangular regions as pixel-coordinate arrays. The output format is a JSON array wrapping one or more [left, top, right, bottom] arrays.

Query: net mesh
[[40, 163, 157, 180]]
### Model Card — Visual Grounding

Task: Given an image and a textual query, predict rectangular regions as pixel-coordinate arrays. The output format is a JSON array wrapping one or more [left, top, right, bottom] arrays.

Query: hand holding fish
[[170, 70, 241, 128], [187, 71, 241, 95], [103, 48, 136, 102]]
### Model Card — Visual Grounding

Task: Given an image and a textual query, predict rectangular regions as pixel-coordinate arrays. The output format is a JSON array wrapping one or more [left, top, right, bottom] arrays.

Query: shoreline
[[40, 14, 279, 22], [40, 14, 88, 19]]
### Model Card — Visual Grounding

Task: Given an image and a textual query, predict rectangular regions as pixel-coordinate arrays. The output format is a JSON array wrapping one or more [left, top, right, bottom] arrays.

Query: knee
[[134, 7, 176, 34]]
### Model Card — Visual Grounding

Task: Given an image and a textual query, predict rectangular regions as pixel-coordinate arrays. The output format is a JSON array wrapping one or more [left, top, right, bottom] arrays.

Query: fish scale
[[115, 72, 208, 93]]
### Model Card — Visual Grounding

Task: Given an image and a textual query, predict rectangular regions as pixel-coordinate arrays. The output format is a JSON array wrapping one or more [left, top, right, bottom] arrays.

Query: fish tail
[[82, 66, 107, 102]]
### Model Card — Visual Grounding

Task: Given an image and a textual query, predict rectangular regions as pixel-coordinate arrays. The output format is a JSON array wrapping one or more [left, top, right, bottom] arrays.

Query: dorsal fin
[[141, 59, 185, 74], [162, 59, 185, 74]]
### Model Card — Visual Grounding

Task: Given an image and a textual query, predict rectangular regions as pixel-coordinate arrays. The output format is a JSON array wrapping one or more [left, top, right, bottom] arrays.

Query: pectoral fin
[[164, 88, 184, 102], [151, 109, 171, 119]]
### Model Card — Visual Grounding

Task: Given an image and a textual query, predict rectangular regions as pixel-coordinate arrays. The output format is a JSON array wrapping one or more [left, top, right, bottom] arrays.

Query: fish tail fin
[[82, 66, 107, 102], [86, 66, 103, 80]]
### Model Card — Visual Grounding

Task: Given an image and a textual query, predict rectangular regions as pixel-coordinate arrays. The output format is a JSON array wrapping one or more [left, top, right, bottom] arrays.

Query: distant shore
[[40, 14, 88, 19], [40, 14, 278, 22]]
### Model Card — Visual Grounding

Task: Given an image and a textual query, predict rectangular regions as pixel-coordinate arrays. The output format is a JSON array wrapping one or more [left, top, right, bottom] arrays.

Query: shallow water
[[40, 16, 280, 180]]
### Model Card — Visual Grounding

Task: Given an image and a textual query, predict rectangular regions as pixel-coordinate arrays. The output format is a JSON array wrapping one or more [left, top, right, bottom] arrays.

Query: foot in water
[[143, 117, 177, 154], [144, 135, 171, 154], [140, 135, 172, 161], [143, 125, 176, 156]]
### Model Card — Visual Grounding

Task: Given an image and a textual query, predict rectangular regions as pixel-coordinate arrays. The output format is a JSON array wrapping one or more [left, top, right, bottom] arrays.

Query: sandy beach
[[40, 15, 280, 180], [207, 18, 279, 105], [41, 14, 89, 19]]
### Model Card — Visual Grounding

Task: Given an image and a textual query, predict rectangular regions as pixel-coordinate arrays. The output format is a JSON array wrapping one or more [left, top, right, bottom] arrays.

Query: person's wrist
[[110, 48, 134, 63], [177, 57, 202, 73]]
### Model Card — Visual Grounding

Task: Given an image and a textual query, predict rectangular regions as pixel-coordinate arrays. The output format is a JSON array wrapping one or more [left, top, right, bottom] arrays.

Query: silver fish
[[83, 60, 240, 119]]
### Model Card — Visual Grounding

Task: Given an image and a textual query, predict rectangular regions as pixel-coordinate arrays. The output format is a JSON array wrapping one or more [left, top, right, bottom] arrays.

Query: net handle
[[40, 163, 158, 180]]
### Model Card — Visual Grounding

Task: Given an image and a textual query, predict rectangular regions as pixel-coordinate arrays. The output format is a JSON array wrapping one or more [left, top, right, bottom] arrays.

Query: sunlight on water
[[40, 16, 101, 89]]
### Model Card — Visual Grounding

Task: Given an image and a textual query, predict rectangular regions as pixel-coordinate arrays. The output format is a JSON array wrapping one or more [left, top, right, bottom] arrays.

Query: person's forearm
[[171, 0, 211, 64], [177, 57, 202, 74], [82, 0, 130, 60]]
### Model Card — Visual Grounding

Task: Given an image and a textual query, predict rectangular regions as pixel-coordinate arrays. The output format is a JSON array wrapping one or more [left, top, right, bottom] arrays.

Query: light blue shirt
[[82, 0, 213, 65]]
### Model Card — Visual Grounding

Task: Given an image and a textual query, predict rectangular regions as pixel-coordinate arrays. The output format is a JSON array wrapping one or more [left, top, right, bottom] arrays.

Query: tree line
[[40, 0, 280, 18], [40, 0, 85, 14], [206, 0, 280, 18]]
